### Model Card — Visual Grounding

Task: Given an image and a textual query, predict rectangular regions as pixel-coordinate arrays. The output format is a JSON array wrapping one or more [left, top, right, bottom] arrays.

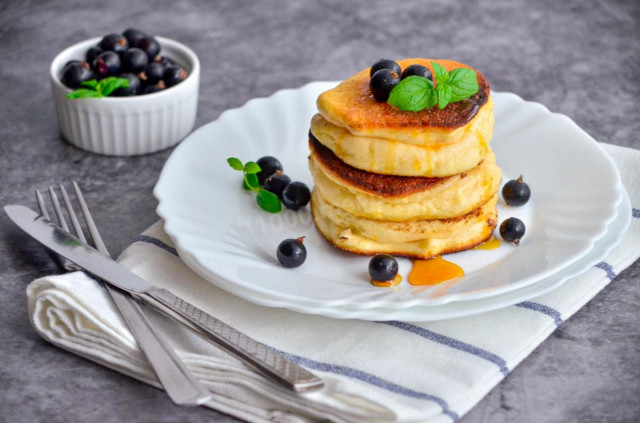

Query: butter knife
[[5, 205, 324, 393]]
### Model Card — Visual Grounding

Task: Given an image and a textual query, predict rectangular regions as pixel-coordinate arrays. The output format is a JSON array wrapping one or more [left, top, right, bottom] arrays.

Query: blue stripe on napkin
[[379, 321, 510, 375], [594, 261, 616, 281], [515, 302, 564, 326], [275, 349, 459, 421], [134, 235, 179, 256], [632, 208, 639, 218]]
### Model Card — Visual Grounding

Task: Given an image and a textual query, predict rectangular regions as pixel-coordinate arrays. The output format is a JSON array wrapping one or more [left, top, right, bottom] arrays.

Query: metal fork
[[37, 182, 213, 406]]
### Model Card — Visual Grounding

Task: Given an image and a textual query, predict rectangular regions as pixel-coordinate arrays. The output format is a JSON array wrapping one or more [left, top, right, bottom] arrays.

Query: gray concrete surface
[[1, 0, 639, 422]]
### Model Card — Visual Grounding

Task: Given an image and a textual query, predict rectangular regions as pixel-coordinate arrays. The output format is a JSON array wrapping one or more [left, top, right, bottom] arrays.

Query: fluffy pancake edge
[[311, 189, 498, 258], [309, 146, 502, 221]]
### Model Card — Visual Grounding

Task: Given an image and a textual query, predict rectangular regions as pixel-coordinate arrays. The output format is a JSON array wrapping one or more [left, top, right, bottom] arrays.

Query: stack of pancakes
[[308, 59, 501, 259]]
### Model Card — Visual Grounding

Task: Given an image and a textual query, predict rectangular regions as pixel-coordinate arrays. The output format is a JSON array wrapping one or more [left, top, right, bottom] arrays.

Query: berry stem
[[243, 172, 260, 192]]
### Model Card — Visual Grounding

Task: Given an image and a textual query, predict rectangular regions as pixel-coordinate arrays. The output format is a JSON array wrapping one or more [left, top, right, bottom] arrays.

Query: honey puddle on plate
[[370, 274, 402, 287], [473, 235, 501, 250], [408, 256, 464, 286]]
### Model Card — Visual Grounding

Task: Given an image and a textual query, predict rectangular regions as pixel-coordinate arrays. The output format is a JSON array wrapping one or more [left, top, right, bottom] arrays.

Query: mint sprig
[[227, 157, 282, 213], [66, 89, 102, 99], [387, 62, 479, 111], [66, 77, 130, 99]]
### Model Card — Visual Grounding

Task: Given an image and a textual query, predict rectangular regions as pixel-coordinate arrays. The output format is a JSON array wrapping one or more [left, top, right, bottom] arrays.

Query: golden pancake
[[310, 100, 494, 177], [309, 137, 501, 221], [311, 189, 498, 259], [317, 58, 491, 146]]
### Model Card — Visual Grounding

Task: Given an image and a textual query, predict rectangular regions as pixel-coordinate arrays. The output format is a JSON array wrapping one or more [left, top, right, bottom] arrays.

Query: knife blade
[[5, 204, 324, 393]]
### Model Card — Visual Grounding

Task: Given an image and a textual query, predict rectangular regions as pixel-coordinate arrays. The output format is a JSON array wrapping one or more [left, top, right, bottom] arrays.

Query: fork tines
[[36, 182, 108, 257]]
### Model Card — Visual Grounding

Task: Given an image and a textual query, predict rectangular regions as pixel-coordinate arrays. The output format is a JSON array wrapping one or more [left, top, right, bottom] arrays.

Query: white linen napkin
[[27, 143, 640, 423]]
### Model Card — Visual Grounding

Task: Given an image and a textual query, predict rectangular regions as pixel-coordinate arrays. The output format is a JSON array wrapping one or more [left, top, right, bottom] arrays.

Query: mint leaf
[[81, 79, 99, 89], [388, 76, 436, 112], [243, 161, 261, 175], [436, 83, 452, 109], [386, 61, 480, 112], [97, 77, 129, 96], [431, 62, 449, 84], [227, 157, 243, 171], [66, 89, 103, 99], [447, 67, 479, 102], [243, 172, 259, 191], [256, 189, 281, 213]]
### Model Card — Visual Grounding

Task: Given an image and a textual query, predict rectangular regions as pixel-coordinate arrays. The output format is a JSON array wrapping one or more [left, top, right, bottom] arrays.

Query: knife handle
[[140, 287, 324, 393], [107, 287, 213, 405]]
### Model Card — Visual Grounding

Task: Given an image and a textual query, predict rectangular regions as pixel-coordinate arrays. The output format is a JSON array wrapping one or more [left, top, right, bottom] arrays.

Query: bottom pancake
[[311, 189, 498, 259]]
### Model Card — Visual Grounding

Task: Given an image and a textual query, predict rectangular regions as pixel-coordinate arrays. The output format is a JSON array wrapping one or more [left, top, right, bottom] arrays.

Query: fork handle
[[107, 287, 213, 405], [139, 287, 324, 393]]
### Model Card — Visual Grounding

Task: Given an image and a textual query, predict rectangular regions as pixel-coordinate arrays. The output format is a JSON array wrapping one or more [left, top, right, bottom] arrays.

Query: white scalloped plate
[[154, 82, 622, 311]]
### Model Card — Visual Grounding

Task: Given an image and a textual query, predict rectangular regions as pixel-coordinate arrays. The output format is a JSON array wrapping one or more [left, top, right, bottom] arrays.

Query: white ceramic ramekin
[[50, 36, 200, 156]]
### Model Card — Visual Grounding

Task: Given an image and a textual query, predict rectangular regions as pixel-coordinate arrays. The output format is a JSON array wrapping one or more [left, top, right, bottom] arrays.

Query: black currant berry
[[499, 217, 526, 245], [111, 73, 141, 96], [370, 59, 401, 77], [61, 62, 93, 89], [92, 51, 121, 77], [255, 156, 283, 185], [502, 175, 531, 207], [263, 172, 291, 200], [277, 237, 307, 268], [368, 255, 399, 282], [99, 33, 128, 54], [155, 56, 174, 68], [282, 181, 311, 211], [401, 64, 433, 81], [85, 47, 102, 64], [163, 65, 188, 87], [370, 69, 400, 102], [121, 48, 149, 73], [139, 62, 164, 85], [123, 28, 147, 46], [134, 36, 161, 60]]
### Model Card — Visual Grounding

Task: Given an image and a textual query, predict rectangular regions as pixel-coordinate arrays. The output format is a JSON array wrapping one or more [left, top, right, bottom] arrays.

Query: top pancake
[[317, 58, 491, 145]]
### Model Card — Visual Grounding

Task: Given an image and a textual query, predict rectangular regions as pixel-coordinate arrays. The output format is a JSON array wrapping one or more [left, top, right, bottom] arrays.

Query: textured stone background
[[1, 0, 639, 422]]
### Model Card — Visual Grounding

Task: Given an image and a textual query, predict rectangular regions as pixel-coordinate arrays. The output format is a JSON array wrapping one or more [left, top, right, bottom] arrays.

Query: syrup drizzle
[[371, 274, 402, 288], [408, 256, 464, 286], [473, 235, 501, 250], [457, 99, 479, 120]]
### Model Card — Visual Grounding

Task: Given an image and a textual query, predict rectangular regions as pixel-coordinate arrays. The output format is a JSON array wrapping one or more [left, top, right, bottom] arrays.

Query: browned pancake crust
[[319, 58, 489, 130], [309, 134, 458, 197], [311, 201, 498, 259]]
